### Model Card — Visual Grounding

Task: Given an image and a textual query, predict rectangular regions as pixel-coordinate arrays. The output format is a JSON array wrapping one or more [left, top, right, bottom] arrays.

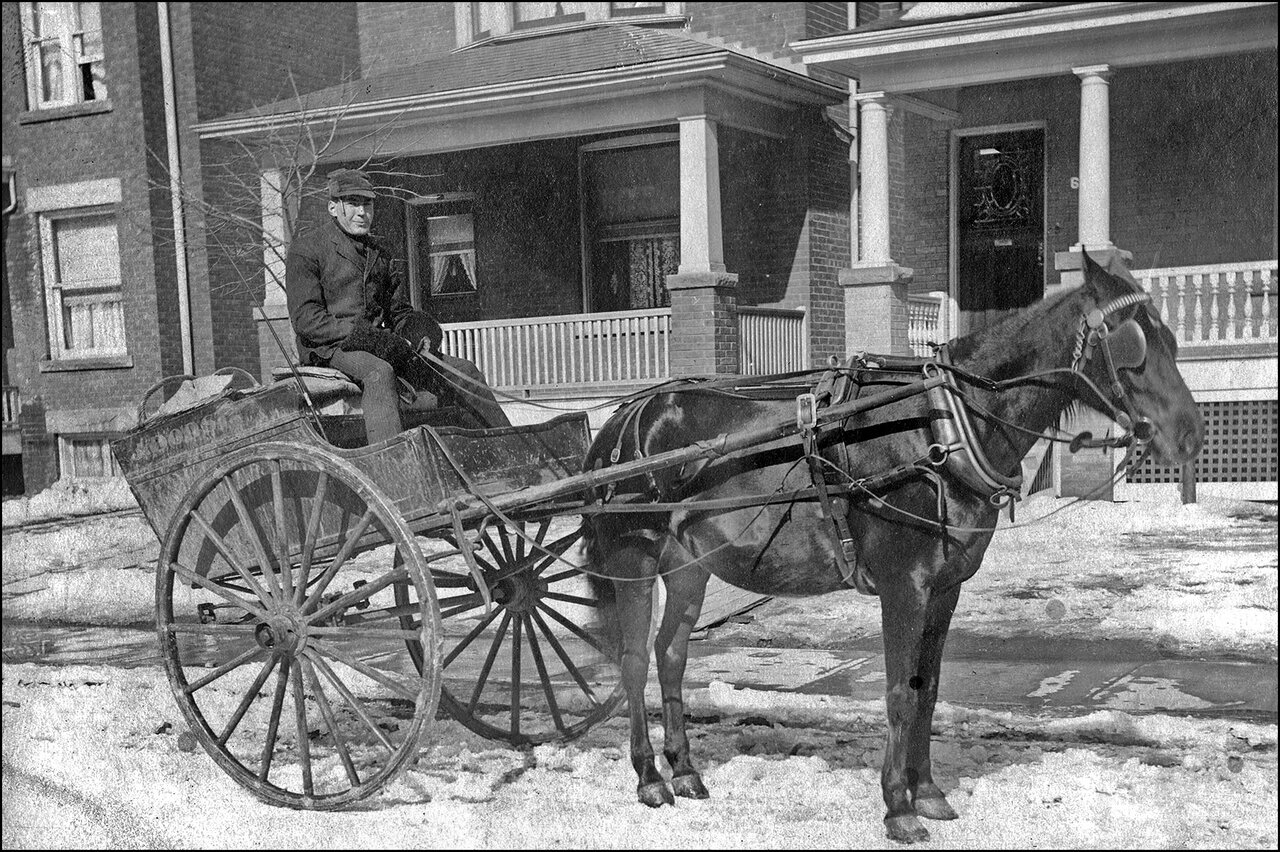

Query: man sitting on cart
[[286, 167, 511, 443]]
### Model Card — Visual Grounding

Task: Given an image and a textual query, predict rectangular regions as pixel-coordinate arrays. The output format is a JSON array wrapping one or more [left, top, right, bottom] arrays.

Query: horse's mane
[[944, 284, 1086, 379]]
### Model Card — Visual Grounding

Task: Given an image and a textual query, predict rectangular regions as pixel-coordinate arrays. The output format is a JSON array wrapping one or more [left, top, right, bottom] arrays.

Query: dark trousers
[[327, 348, 510, 445], [327, 349, 403, 445]]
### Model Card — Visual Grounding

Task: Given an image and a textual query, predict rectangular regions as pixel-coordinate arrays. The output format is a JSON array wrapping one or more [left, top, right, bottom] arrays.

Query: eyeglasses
[[336, 196, 374, 208]]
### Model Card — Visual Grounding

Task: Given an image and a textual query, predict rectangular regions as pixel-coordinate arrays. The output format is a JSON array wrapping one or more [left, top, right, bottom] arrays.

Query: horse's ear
[[1081, 250, 1107, 289], [1080, 246, 1131, 296]]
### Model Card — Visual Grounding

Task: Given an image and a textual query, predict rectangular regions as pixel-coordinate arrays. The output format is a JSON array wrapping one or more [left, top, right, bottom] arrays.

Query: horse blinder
[[1104, 318, 1147, 371]]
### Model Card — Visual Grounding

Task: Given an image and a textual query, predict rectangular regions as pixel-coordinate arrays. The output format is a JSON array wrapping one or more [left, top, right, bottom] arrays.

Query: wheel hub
[[255, 611, 307, 654], [490, 571, 543, 613]]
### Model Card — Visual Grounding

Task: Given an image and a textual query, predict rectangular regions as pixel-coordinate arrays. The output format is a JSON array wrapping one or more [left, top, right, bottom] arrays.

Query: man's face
[[328, 195, 374, 236]]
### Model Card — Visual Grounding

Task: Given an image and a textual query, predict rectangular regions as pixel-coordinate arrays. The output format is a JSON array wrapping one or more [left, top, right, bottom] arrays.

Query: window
[[425, 214, 477, 296], [19, 2, 107, 110], [407, 196, 478, 302], [58, 434, 121, 478], [464, 2, 677, 43], [513, 2, 591, 28], [39, 209, 127, 359], [610, 2, 666, 15]]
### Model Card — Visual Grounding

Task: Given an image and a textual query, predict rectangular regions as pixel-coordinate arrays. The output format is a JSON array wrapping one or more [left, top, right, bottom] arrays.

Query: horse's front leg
[[655, 549, 711, 800], [610, 542, 670, 806], [907, 583, 961, 822], [878, 572, 931, 844]]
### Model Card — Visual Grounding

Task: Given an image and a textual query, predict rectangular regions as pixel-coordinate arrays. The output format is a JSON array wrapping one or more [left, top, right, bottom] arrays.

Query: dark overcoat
[[285, 217, 440, 364]]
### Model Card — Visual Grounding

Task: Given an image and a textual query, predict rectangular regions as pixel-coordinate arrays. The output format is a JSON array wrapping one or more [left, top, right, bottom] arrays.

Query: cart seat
[[269, 366, 438, 416]]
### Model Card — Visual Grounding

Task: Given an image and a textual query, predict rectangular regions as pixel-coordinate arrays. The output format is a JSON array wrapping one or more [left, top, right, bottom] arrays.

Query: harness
[[595, 293, 1156, 596]]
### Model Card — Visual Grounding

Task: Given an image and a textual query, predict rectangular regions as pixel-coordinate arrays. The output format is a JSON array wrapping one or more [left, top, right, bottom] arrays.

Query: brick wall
[[356, 2, 457, 74], [1109, 53, 1277, 269], [687, 2, 848, 52], [806, 111, 852, 360], [899, 110, 950, 294], [189, 3, 360, 121]]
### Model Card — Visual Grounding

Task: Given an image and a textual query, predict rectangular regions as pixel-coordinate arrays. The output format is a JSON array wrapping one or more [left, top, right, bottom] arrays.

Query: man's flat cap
[[327, 168, 377, 199]]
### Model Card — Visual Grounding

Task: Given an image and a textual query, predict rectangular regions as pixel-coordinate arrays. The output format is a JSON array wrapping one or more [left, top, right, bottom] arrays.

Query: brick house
[[2, 1, 361, 493], [4, 1, 1276, 503]]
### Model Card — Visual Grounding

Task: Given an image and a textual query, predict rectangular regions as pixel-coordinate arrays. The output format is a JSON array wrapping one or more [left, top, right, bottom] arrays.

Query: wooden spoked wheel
[[156, 443, 442, 810], [397, 515, 623, 745]]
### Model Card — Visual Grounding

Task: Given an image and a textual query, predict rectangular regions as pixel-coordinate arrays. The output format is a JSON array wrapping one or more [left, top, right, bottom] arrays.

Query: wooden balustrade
[[908, 292, 947, 356], [1132, 260, 1277, 347], [2, 386, 18, 427], [738, 306, 807, 375], [440, 308, 670, 390]]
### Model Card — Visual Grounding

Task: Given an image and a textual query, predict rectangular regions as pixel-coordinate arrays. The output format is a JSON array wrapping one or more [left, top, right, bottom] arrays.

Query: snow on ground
[[708, 491, 1278, 662], [2, 480, 1276, 847], [3, 480, 1276, 663], [2, 662, 1276, 849]]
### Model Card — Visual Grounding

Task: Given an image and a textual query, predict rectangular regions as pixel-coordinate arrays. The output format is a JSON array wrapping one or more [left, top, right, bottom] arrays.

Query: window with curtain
[[19, 2, 107, 110], [39, 209, 127, 359], [424, 213, 477, 297]]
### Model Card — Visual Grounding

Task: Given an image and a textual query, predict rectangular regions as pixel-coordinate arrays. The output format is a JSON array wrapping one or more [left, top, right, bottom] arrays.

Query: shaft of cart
[[425, 372, 949, 525]]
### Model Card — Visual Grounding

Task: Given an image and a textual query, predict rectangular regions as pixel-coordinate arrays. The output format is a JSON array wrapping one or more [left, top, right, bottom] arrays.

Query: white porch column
[[257, 167, 296, 378], [855, 91, 891, 264], [1055, 64, 1129, 287], [677, 114, 726, 274], [841, 91, 911, 355], [668, 114, 737, 375], [1073, 64, 1113, 250], [260, 168, 288, 306]]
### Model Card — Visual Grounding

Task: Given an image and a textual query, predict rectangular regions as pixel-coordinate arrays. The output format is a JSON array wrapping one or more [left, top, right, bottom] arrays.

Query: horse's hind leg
[[610, 541, 671, 806], [655, 550, 711, 800], [907, 584, 961, 822]]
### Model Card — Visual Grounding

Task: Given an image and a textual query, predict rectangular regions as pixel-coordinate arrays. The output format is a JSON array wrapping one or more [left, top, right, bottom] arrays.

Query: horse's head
[[1075, 252, 1204, 465]]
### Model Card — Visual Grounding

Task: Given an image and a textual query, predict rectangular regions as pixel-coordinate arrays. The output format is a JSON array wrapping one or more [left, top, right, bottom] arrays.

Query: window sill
[[19, 100, 114, 125], [39, 354, 133, 372]]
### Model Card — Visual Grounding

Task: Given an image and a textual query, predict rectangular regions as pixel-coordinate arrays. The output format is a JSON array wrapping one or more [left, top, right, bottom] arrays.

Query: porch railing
[[2, 386, 18, 428], [903, 262, 1278, 356], [908, 291, 948, 356], [1131, 260, 1277, 348], [738, 306, 807, 375], [441, 308, 671, 390]]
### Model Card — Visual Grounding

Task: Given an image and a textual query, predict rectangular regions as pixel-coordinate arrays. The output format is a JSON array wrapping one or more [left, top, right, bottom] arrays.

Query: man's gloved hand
[[340, 321, 417, 373]]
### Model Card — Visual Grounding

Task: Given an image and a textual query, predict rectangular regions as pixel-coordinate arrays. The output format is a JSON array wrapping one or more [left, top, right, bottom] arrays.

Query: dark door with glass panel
[[956, 129, 1045, 335]]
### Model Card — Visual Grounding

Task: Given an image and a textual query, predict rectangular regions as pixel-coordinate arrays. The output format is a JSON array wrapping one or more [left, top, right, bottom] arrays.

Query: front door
[[955, 128, 1045, 335], [581, 141, 680, 312]]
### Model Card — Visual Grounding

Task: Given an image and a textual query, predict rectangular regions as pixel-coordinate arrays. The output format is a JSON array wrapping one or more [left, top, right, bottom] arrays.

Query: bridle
[[1069, 290, 1155, 444]]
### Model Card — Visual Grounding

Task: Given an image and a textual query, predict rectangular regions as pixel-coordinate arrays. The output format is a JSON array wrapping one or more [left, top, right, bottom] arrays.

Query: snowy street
[[2, 483, 1277, 848]]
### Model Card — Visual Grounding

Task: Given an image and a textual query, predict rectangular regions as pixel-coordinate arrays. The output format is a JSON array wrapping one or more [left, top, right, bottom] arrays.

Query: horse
[[579, 252, 1203, 843]]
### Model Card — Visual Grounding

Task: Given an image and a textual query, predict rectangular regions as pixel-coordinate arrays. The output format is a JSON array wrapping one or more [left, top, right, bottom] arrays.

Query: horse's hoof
[[637, 781, 674, 808], [884, 815, 930, 844], [671, 772, 709, 799], [914, 795, 959, 821]]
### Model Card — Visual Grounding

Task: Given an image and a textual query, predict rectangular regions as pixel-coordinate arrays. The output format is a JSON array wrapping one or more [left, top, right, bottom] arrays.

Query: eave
[[791, 1, 1278, 93]]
